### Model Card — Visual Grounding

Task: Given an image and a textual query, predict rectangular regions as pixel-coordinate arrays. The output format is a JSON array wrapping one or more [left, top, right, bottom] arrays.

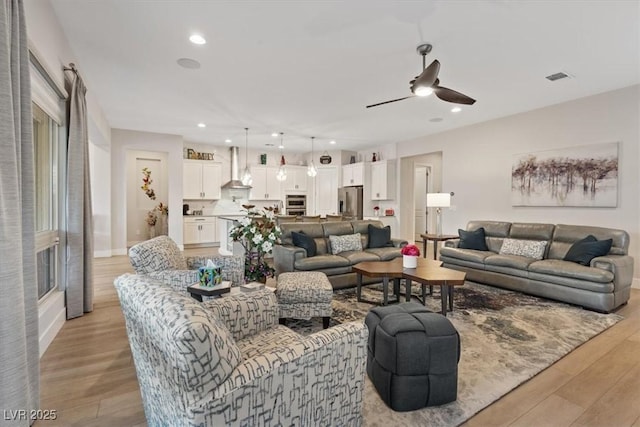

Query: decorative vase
[[403, 255, 417, 269], [158, 213, 168, 236], [148, 224, 156, 239]]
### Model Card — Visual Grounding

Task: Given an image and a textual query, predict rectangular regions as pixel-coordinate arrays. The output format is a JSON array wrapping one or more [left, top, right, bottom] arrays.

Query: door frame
[[412, 163, 433, 241]]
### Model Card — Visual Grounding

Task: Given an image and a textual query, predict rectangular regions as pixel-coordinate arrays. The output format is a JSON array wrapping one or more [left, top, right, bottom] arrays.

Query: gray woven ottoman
[[276, 272, 333, 329], [365, 302, 460, 411]]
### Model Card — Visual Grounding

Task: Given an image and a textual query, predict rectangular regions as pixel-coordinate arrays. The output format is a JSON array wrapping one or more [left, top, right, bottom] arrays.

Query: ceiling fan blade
[[366, 96, 414, 108], [411, 59, 440, 90], [433, 85, 476, 105]]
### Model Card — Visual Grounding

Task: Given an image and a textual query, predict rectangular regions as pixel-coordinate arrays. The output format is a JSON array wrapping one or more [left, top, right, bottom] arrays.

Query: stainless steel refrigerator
[[338, 186, 363, 220]]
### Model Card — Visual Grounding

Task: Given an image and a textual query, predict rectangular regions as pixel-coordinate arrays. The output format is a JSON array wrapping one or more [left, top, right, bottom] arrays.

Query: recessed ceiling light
[[329, 140, 336, 145], [197, 123, 206, 128], [224, 139, 232, 143], [451, 107, 461, 113], [271, 133, 278, 137], [189, 34, 206, 45], [176, 58, 201, 69], [429, 117, 443, 122], [265, 143, 274, 147]]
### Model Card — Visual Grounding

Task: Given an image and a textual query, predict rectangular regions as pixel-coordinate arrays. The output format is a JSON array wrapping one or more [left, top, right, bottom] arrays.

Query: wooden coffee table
[[352, 258, 438, 304], [352, 258, 465, 315], [402, 267, 466, 316]]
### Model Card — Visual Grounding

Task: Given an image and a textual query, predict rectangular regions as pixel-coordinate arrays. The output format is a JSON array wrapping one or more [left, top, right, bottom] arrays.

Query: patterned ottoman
[[276, 272, 333, 329], [365, 302, 460, 411]]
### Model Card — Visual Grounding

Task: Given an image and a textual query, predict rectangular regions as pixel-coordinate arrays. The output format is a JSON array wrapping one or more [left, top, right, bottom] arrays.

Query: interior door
[[414, 166, 427, 240]]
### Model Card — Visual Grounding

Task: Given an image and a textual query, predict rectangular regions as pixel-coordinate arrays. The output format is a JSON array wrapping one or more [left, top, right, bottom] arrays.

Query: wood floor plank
[[509, 394, 585, 427], [554, 340, 640, 409], [570, 362, 640, 427], [38, 252, 640, 427]]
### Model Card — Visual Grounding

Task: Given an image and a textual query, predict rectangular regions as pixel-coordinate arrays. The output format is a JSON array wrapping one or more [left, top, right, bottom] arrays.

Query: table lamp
[[427, 193, 451, 236]]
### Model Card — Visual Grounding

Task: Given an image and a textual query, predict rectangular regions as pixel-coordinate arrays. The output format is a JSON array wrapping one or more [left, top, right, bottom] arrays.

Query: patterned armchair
[[128, 236, 244, 292], [114, 274, 368, 426]]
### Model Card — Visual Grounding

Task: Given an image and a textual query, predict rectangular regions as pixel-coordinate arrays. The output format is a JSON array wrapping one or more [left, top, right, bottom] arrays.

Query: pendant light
[[307, 136, 318, 177], [241, 127, 252, 185], [276, 132, 287, 182]]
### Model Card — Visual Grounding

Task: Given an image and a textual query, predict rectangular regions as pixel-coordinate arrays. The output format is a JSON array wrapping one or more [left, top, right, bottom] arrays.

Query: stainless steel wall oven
[[286, 194, 306, 216]]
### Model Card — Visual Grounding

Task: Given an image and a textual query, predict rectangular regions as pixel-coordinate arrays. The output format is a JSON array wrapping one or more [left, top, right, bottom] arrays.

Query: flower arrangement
[[141, 167, 156, 200], [401, 244, 420, 257], [373, 206, 380, 216], [156, 202, 168, 216], [229, 206, 282, 283]]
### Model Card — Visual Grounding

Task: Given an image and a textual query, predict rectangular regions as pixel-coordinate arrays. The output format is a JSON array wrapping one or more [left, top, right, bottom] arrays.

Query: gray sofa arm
[[391, 238, 408, 248], [591, 255, 634, 289], [202, 290, 278, 341], [274, 244, 306, 275], [444, 239, 460, 248]]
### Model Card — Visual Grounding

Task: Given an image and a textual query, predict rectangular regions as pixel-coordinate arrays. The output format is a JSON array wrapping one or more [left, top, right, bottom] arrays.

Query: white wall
[[89, 142, 112, 257], [397, 85, 640, 282], [111, 129, 183, 253]]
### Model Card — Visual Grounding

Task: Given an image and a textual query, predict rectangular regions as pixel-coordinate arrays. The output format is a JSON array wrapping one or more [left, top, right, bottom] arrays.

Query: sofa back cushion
[[508, 223, 555, 258], [351, 220, 384, 248], [466, 221, 511, 253], [548, 224, 629, 259], [114, 274, 242, 408], [280, 223, 324, 243], [129, 235, 188, 274]]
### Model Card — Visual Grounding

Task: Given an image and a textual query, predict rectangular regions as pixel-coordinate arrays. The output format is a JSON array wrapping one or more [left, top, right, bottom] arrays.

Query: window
[[33, 102, 60, 299]]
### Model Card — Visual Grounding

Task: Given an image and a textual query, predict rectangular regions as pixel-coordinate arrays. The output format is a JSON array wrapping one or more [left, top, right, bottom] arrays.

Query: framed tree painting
[[511, 142, 618, 207]]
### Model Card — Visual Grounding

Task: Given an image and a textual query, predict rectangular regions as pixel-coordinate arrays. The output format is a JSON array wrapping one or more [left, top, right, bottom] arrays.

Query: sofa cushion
[[368, 224, 392, 248], [440, 247, 494, 264], [549, 224, 629, 259], [292, 231, 317, 257], [458, 228, 489, 251], [365, 247, 403, 261], [329, 233, 363, 254], [485, 254, 538, 270], [564, 236, 612, 266], [294, 254, 351, 271], [499, 238, 547, 260], [528, 259, 614, 283], [338, 250, 380, 264]]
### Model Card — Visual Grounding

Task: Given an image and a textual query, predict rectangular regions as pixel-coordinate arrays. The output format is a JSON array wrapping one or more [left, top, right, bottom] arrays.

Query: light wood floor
[[37, 250, 640, 426]]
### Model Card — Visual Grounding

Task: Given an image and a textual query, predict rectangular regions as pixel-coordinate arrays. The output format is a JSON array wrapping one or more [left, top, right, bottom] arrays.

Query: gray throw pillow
[[329, 233, 363, 255], [499, 238, 547, 260]]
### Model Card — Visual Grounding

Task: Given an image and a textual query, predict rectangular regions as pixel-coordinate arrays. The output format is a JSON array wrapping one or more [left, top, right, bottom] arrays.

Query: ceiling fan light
[[414, 86, 434, 97]]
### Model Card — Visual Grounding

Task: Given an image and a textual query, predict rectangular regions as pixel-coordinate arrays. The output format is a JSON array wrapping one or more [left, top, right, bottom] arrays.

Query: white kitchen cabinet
[[283, 166, 308, 193], [314, 166, 338, 215], [183, 217, 217, 244], [249, 165, 282, 200], [370, 160, 396, 200], [183, 160, 222, 200], [342, 162, 367, 187]]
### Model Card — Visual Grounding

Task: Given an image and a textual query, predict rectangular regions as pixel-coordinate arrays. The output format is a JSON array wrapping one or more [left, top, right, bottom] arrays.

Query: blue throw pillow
[[458, 228, 489, 251], [292, 231, 317, 257], [368, 224, 393, 248], [564, 235, 612, 266]]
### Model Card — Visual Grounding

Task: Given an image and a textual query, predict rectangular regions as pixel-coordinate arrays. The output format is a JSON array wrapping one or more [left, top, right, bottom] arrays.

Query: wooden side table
[[420, 234, 459, 260]]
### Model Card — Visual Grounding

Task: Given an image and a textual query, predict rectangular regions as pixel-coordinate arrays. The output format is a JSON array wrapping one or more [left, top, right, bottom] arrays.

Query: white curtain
[[0, 0, 39, 425], [64, 68, 94, 319]]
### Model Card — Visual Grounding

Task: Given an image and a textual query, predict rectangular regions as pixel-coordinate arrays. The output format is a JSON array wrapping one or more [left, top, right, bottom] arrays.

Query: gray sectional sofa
[[274, 220, 407, 289], [440, 221, 634, 313]]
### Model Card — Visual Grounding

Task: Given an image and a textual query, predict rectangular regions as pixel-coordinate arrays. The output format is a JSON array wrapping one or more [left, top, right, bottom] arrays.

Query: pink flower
[[401, 244, 420, 257]]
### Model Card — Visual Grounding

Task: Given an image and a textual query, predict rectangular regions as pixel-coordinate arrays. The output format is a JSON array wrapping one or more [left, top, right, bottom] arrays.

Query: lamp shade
[[427, 193, 451, 208]]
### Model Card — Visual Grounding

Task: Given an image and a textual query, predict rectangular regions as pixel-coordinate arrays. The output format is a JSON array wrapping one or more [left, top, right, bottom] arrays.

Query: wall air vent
[[546, 72, 571, 81]]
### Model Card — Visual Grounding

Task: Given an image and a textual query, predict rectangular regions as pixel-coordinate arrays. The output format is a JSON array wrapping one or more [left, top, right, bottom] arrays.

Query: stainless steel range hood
[[221, 146, 252, 189]]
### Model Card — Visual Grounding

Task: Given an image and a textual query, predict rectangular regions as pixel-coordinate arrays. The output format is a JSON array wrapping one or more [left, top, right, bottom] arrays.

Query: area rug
[[286, 281, 622, 427]]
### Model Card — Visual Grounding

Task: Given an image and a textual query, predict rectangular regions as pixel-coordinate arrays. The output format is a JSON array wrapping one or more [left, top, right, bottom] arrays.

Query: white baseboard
[[38, 291, 66, 358], [632, 278, 640, 290], [94, 249, 112, 258], [112, 248, 127, 256]]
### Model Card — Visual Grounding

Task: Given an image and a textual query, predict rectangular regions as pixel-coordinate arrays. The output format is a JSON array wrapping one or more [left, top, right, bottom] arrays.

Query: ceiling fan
[[366, 43, 476, 109]]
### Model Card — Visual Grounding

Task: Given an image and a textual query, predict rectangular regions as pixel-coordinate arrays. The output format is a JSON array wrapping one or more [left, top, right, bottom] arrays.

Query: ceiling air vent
[[546, 72, 571, 81]]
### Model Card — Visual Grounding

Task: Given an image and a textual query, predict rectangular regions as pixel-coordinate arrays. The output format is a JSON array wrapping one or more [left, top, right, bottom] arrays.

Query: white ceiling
[[50, 0, 639, 153]]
